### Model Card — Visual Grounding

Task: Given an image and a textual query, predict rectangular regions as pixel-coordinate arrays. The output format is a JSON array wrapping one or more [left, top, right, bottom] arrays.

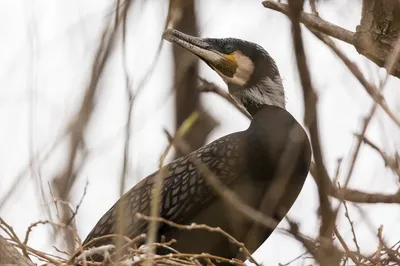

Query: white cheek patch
[[233, 51, 254, 85], [218, 51, 254, 86], [211, 50, 286, 109]]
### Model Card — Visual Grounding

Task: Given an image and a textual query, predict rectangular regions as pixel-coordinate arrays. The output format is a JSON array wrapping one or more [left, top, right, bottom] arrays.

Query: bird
[[79, 29, 311, 263]]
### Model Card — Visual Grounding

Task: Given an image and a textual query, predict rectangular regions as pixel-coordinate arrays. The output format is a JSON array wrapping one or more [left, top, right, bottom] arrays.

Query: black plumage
[[80, 29, 311, 263]]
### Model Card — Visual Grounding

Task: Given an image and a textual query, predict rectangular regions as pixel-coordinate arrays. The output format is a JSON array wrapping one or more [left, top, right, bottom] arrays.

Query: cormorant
[[80, 29, 311, 263]]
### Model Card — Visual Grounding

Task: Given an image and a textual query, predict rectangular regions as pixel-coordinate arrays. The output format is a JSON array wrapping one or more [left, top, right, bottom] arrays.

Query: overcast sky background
[[1, 0, 400, 265]]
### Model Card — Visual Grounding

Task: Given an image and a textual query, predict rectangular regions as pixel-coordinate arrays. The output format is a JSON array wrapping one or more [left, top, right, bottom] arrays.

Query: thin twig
[[145, 112, 200, 263], [287, 0, 333, 239], [262, 0, 356, 45], [137, 214, 261, 266], [116, 0, 134, 255], [309, 29, 400, 128], [66, 179, 89, 227], [309, 0, 319, 16], [333, 227, 361, 266], [22, 220, 80, 253], [0, 131, 68, 210], [0, 217, 31, 260], [8, 240, 63, 265], [342, 33, 400, 190], [198, 77, 252, 119], [356, 134, 400, 177], [342, 199, 361, 255]]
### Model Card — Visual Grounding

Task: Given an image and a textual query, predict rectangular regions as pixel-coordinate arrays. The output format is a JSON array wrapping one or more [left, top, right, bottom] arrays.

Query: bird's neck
[[242, 102, 269, 117], [228, 76, 286, 116]]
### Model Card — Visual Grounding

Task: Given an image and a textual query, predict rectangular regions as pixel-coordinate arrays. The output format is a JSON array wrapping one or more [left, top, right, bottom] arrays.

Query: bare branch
[[198, 77, 252, 119], [287, 0, 334, 241], [0, 236, 35, 266], [309, 29, 400, 128], [356, 134, 400, 178], [136, 214, 260, 266], [262, 1, 356, 45]]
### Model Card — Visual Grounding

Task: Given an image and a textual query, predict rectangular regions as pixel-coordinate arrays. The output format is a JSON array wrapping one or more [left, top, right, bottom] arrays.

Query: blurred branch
[[307, 163, 400, 204], [65, 180, 89, 227], [287, 0, 334, 242], [309, 0, 318, 16], [341, 197, 361, 255], [263, 0, 400, 78], [335, 187, 400, 204], [333, 227, 361, 265], [0, 217, 30, 260], [339, 31, 400, 189], [145, 112, 200, 263], [262, 1, 356, 45], [309, 29, 400, 128], [357, 134, 400, 178], [51, 1, 129, 253], [0, 132, 67, 210], [0, 236, 35, 266], [136, 214, 260, 266], [116, 0, 134, 255], [285, 217, 342, 266], [117, 0, 172, 251], [171, 0, 218, 159], [198, 77, 252, 119], [268, 3, 400, 264]]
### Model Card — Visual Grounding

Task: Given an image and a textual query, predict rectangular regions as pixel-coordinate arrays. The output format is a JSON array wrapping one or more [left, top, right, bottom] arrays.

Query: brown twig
[[262, 0, 356, 45], [144, 132, 176, 260], [309, 29, 400, 128], [115, 0, 134, 256], [342, 34, 400, 191], [308, 160, 400, 204], [279, 249, 309, 266], [309, 0, 319, 16], [333, 227, 361, 266], [334, 187, 400, 204], [109, 234, 147, 262], [117, 0, 172, 257], [342, 199, 361, 255], [133, 252, 245, 266], [198, 77, 252, 119], [22, 219, 80, 254], [286, 0, 334, 240], [136, 214, 260, 266], [356, 134, 400, 178], [68, 233, 134, 264], [0, 131, 68, 210], [284, 217, 342, 266], [66, 179, 89, 227], [51, 3, 125, 251], [0, 217, 30, 260], [145, 112, 200, 264], [333, 158, 343, 185], [7, 239, 63, 265]]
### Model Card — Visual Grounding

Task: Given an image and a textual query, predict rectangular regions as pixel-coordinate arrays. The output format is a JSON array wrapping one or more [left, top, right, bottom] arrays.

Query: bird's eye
[[224, 44, 235, 54]]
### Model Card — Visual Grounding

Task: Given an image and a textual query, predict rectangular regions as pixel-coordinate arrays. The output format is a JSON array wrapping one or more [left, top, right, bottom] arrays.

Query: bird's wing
[[82, 132, 246, 247]]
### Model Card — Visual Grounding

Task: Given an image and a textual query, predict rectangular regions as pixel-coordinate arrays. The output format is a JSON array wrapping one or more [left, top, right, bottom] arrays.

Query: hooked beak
[[162, 29, 237, 78]]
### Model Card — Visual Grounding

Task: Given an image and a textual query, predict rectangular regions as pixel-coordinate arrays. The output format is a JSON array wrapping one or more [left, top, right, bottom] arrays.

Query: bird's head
[[162, 29, 285, 115]]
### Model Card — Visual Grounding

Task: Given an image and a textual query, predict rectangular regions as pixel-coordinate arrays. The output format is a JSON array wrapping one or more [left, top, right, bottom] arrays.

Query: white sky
[[1, 0, 400, 265]]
